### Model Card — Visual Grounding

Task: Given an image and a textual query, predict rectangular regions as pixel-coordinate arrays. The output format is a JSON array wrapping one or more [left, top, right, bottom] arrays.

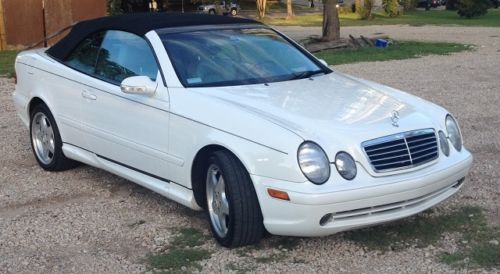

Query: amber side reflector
[[267, 188, 290, 201]]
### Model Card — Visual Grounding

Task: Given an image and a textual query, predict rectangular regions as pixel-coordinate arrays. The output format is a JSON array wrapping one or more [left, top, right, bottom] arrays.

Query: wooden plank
[[360, 35, 374, 47], [349, 34, 361, 48]]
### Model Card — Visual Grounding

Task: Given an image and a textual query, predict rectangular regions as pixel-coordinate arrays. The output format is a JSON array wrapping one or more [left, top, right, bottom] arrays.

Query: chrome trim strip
[[403, 137, 413, 164]]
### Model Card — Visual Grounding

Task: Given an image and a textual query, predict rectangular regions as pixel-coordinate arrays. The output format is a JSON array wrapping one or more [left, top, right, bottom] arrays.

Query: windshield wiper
[[289, 70, 325, 80]]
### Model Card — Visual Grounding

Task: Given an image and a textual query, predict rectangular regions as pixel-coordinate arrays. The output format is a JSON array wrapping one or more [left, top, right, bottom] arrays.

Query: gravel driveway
[[1, 26, 499, 273]]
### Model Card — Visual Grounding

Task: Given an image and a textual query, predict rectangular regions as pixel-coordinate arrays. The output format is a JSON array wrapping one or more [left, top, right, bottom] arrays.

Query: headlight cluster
[[297, 142, 330, 184], [438, 130, 450, 156], [439, 114, 463, 156], [335, 152, 357, 180], [297, 142, 357, 184]]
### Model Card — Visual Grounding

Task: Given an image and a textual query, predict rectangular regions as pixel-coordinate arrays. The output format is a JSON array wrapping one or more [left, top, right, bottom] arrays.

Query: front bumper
[[252, 151, 473, 237]]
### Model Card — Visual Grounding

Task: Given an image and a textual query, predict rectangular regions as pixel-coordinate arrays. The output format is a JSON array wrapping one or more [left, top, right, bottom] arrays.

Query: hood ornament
[[391, 110, 400, 127]]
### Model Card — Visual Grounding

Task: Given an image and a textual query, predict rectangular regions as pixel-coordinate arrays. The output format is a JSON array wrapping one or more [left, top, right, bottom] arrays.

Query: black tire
[[30, 103, 79, 171], [205, 150, 264, 247], [209, 9, 216, 14], [230, 8, 237, 16]]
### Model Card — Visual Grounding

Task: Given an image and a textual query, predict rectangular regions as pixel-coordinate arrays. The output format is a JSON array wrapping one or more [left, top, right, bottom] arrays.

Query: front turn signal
[[267, 188, 290, 201]]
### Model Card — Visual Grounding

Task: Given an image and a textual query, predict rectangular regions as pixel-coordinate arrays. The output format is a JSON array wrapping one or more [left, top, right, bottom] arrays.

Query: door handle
[[81, 90, 97, 100]]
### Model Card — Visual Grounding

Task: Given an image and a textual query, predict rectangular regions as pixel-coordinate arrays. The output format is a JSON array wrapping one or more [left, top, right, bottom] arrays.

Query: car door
[[51, 31, 105, 149], [80, 30, 176, 181]]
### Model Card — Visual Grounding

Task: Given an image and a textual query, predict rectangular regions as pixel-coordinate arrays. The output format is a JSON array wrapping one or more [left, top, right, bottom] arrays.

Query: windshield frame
[[156, 24, 332, 88]]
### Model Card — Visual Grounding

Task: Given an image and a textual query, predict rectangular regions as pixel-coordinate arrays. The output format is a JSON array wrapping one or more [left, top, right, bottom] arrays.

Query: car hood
[[198, 72, 446, 143]]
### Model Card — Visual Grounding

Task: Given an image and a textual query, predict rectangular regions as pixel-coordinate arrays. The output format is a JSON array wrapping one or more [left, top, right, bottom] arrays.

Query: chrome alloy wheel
[[31, 112, 55, 165], [206, 164, 230, 238]]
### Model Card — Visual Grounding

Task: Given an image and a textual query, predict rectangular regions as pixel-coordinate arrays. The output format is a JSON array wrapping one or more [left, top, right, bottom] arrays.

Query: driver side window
[[65, 32, 105, 75], [94, 31, 159, 85]]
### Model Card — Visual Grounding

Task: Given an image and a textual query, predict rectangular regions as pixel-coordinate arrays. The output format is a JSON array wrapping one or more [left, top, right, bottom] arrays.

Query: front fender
[[166, 87, 307, 187]]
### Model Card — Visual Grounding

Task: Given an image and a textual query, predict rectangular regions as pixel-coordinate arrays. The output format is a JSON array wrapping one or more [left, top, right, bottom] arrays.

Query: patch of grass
[[292, 257, 307, 264], [262, 9, 500, 27], [226, 261, 257, 273], [313, 41, 472, 65], [171, 227, 207, 248], [147, 248, 211, 271], [469, 242, 500, 268], [274, 237, 301, 250], [345, 206, 499, 269], [0, 50, 18, 77], [255, 253, 287, 263], [439, 252, 467, 266], [346, 207, 478, 250], [146, 227, 212, 272], [235, 242, 267, 257]]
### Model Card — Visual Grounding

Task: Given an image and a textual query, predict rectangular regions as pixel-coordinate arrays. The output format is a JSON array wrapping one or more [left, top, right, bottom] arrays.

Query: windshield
[[159, 27, 327, 87]]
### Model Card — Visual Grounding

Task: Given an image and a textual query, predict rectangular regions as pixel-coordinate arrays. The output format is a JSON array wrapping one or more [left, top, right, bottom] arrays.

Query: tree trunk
[[256, 0, 267, 19], [322, 0, 340, 41], [286, 0, 293, 19]]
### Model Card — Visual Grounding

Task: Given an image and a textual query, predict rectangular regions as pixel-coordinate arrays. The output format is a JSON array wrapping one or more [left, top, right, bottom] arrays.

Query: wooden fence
[[0, 0, 106, 50]]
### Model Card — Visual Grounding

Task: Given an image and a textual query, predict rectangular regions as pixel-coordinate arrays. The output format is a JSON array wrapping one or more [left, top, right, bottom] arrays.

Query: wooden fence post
[[0, 0, 7, 50]]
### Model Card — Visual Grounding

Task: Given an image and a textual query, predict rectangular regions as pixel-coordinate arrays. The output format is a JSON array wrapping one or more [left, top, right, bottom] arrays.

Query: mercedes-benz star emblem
[[391, 110, 400, 127]]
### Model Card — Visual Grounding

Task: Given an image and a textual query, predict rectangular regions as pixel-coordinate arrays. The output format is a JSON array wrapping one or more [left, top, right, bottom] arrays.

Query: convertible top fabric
[[46, 13, 260, 61]]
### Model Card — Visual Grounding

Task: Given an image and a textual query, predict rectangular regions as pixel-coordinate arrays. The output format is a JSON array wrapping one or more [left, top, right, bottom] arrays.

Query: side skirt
[[62, 143, 202, 210]]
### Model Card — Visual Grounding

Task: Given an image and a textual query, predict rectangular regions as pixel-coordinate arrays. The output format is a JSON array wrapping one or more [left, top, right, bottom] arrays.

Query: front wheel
[[205, 150, 263, 247], [230, 8, 237, 16]]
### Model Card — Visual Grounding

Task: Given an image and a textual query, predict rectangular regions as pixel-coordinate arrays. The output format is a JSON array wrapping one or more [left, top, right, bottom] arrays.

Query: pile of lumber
[[301, 34, 390, 53]]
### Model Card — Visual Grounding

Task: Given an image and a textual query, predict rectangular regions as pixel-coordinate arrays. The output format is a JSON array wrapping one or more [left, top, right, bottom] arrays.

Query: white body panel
[[12, 29, 473, 237]]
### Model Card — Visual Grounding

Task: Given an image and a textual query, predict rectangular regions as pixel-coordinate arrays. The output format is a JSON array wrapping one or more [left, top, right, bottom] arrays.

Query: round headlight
[[438, 130, 450, 157], [335, 152, 357, 180], [297, 142, 330, 184], [445, 115, 462, 152]]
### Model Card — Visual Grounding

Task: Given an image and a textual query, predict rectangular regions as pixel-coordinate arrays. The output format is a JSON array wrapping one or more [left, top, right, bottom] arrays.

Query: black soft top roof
[[47, 13, 260, 61]]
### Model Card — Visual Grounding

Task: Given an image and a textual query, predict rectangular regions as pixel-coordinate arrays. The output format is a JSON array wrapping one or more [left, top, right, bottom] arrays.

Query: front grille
[[362, 129, 438, 172]]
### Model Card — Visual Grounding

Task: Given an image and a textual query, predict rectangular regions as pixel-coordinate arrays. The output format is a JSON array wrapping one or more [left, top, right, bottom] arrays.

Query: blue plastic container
[[375, 39, 388, 48]]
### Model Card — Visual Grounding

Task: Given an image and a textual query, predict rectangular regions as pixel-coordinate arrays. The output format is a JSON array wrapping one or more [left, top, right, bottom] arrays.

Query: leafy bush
[[383, 0, 400, 16], [457, 0, 490, 18], [338, 5, 353, 14], [107, 0, 125, 15], [400, 0, 417, 12], [446, 0, 458, 10]]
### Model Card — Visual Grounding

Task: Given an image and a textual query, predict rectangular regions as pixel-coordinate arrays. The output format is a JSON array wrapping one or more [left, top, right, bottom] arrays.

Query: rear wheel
[[205, 150, 263, 247], [30, 104, 78, 171], [209, 9, 216, 14], [230, 8, 237, 16]]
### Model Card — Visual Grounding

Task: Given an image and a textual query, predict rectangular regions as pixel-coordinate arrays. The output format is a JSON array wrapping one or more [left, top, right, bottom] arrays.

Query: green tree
[[457, 0, 489, 18], [355, 0, 373, 19], [286, 0, 294, 20], [401, 0, 417, 12], [446, 0, 458, 10], [256, 0, 267, 19], [107, 0, 123, 15], [383, 0, 400, 16], [322, 0, 340, 41]]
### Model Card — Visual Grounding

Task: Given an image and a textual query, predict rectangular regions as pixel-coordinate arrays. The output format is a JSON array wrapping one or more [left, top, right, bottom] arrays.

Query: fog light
[[320, 213, 333, 226]]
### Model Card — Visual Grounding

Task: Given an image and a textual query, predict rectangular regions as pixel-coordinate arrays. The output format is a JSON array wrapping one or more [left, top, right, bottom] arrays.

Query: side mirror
[[121, 76, 157, 96], [318, 59, 328, 67]]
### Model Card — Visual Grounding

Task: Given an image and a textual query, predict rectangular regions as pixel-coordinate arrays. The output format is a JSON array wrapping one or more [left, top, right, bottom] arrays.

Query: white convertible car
[[13, 13, 472, 247]]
